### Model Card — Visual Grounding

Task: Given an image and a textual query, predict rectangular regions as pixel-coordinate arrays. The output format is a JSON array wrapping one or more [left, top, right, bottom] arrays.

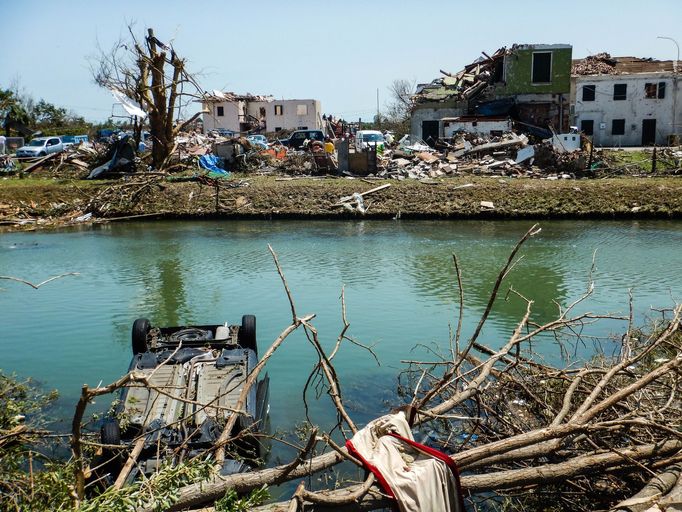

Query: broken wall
[[514, 93, 570, 132], [442, 117, 512, 137], [499, 44, 572, 95], [251, 99, 322, 133], [202, 101, 242, 133], [410, 104, 465, 139]]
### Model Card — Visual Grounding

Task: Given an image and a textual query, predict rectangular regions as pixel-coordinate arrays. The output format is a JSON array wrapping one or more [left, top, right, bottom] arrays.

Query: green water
[[1, 219, 681, 458]]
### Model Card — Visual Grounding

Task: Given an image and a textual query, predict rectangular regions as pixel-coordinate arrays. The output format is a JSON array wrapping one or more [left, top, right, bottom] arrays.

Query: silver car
[[15, 137, 64, 157]]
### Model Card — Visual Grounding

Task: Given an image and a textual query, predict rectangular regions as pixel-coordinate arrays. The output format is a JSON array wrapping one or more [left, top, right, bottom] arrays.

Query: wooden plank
[[332, 183, 391, 207], [21, 152, 60, 173]]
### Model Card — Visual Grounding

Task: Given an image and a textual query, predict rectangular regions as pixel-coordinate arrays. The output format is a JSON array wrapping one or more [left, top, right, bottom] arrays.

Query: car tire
[[101, 419, 121, 445], [132, 318, 151, 355], [239, 315, 257, 353], [39, 152, 46, 157]]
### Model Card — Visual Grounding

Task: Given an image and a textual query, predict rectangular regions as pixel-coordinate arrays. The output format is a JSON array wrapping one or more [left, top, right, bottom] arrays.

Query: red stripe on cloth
[[387, 433, 466, 512], [345, 439, 397, 502]]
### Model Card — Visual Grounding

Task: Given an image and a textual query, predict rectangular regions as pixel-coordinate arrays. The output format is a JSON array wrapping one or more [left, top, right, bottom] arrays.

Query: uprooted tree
[[5, 226, 682, 511], [91, 26, 204, 169]]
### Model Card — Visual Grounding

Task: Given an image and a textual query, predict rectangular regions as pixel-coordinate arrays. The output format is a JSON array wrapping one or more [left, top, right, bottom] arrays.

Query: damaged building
[[571, 54, 681, 146], [201, 91, 323, 134], [410, 44, 572, 143]]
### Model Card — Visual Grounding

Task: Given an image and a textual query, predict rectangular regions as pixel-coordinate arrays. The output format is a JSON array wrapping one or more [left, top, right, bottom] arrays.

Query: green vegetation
[[601, 149, 654, 173], [215, 485, 270, 511], [0, 372, 64, 511]]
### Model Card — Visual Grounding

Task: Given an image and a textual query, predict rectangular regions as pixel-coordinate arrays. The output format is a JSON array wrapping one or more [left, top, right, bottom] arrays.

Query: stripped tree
[[91, 26, 204, 169]]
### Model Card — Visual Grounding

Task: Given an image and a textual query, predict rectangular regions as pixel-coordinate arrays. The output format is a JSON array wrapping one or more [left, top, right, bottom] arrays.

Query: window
[[274, 127, 282, 132], [581, 119, 594, 135], [274, 105, 283, 115], [216, 106, 224, 117], [613, 84, 627, 100], [612, 119, 625, 135], [646, 82, 666, 99], [582, 85, 596, 101], [296, 104, 308, 116], [531, 52, 552, 84]]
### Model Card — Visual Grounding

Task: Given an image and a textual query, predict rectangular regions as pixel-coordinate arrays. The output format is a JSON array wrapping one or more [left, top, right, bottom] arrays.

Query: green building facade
[[497, 44, 572, 96]]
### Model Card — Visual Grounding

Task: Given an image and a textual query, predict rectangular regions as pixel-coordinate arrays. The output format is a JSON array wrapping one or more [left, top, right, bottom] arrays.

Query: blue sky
[[2, 0, 681, 122]]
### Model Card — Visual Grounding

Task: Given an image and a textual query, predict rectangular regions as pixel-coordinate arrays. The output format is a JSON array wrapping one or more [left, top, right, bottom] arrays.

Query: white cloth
[[347, 412, 463, 512], [110, 88, 147, 119]]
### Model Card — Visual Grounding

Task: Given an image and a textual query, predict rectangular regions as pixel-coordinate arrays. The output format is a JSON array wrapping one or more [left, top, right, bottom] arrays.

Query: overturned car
[[97, 315, 269, 485]]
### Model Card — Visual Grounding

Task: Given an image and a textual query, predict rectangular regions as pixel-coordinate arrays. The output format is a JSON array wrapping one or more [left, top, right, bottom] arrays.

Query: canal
[[1, 219, 681, 464]]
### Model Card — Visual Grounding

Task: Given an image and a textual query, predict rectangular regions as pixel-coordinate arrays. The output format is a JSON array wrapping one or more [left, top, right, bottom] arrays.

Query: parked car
[[95, 315, 269, 485], [279, 129, 325, 149], [60, 134, 90, 149], [210, 128, 235, 138], [355, 130, 386, 152], [15, 136, 64, 157]]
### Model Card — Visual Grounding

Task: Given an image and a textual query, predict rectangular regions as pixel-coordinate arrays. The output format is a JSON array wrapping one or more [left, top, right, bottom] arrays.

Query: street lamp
[[658, 36, 680, 143], [657, 36, 679, 73]]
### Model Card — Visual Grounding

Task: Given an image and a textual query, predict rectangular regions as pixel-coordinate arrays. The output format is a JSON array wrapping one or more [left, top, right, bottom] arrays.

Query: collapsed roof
[[412, 47, 507, 106], [202, 91, 275, 103], [571, 53, 676, 75]]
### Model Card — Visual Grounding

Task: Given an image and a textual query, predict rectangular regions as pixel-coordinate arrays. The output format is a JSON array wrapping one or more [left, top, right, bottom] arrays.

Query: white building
[[201, 92, 322, 134], [441, 116, 512, 138], [572, 56, 681, 146]]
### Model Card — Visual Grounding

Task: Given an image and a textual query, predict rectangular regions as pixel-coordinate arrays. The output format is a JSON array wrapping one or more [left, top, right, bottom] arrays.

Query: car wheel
[[39, 152, 46, 157], [239, 315, 257, 353], [101, 419, 121, 445], [132, 318, 151, 354]]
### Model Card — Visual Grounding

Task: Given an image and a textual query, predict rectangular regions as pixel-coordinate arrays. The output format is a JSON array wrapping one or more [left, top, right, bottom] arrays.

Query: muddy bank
[[1, 175, 682, 231]]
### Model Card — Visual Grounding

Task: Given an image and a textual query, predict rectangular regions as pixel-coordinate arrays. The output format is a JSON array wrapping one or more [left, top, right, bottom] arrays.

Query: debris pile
[[413, 48, 506, 106], [368, 132, 588, 181], [20, 124, 679, 184], [572, 52, 619, 75]]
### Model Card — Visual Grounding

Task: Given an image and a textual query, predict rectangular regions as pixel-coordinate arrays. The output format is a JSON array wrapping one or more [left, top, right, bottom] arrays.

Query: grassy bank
[[1, 175, 682, 231]]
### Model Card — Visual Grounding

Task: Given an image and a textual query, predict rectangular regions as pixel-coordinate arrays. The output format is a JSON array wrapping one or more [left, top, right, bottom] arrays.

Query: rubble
[[571, 52, 619, 75], [413, 48, 507, 105], [0, 123, 620, 185]]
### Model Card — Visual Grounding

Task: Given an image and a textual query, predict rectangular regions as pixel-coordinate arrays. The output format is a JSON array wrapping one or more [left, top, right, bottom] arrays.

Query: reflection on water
[[1, 219, 682, 452]]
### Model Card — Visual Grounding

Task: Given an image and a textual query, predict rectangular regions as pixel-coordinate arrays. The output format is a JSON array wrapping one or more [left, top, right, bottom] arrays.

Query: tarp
[[198, 154, 229, 176], [346, 412, 465, 512]]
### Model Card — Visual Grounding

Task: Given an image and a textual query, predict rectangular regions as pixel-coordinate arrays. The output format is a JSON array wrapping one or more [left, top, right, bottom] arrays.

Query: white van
[[355, 130, 386, 152]]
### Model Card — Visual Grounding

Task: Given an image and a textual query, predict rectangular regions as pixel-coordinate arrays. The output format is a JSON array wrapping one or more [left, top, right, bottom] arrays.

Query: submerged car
[[97, 315, 269, 484]]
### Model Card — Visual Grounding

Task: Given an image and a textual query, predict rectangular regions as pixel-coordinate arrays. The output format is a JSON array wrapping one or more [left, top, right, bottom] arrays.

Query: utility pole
[[376, 88, 380, 129]]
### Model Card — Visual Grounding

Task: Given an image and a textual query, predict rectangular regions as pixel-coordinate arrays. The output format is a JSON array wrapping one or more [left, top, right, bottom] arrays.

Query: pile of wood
[[413, 47, 507, 104]]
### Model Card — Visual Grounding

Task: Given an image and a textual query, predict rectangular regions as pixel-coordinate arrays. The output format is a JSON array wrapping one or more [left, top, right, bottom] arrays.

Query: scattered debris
[[333, 184, 391, 214]]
